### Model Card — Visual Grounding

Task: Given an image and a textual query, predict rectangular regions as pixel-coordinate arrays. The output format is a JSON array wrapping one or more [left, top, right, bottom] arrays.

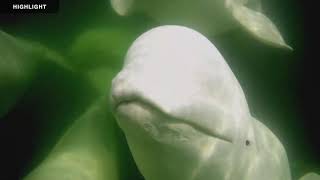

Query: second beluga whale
[[110, 0, 291, 49]]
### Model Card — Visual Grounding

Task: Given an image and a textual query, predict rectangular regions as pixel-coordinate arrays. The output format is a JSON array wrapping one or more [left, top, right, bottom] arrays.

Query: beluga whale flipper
[[110, 25, 292, 180], [110, 0, 292, 49]]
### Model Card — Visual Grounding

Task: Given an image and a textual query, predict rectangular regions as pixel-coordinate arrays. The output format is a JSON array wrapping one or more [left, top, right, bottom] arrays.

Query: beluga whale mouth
[[110, 25, 292, 180], [111, 88, 234, 143]]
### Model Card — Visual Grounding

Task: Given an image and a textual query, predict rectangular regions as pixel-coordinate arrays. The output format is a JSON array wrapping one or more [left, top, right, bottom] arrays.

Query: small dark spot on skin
[[246, 140, 250, 146]]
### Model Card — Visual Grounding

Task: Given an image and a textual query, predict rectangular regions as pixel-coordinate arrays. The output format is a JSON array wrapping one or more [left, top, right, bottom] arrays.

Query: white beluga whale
[[110, 0, 292, 49], [300, 173, 320, 180], [110, 25, 293, 180]]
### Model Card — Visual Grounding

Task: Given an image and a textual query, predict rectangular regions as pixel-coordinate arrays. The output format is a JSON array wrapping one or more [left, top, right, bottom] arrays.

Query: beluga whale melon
[[110, 25, 292, 180], [110, 0, 292, 49]]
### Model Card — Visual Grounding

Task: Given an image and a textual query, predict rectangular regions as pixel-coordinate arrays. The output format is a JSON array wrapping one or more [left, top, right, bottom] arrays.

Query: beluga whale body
[[110, 25, 293, 180], [110, 0, 292, 49]]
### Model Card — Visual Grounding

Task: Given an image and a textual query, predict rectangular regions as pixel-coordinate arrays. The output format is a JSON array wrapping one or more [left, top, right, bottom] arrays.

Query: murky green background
[[0, 0, 317, 179]]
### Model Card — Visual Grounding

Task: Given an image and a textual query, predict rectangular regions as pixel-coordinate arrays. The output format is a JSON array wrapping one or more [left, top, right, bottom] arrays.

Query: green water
[[0, 0, 317, 179]]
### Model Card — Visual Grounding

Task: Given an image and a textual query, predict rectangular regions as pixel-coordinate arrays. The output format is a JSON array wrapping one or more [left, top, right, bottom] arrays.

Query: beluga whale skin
[[110, 0, 292, 49], [110, 25, 292, 180]]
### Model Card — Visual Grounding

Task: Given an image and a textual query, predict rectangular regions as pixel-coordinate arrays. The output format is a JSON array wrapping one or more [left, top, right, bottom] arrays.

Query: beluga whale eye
[[110, 25, 293, 180], [246, 140, 250, 146]]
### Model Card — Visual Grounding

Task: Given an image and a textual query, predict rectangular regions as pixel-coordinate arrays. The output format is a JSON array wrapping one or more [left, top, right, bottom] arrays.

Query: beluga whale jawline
[[110, 25, 292, 180]]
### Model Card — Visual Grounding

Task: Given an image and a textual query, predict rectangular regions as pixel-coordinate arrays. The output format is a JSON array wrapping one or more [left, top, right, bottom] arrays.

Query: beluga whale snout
[[110, 25, 292, 180]]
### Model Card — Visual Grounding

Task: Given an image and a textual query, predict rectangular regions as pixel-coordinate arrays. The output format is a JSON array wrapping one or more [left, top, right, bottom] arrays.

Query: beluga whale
[[110, 0, 292, 49], [110, 25, 293, 180]]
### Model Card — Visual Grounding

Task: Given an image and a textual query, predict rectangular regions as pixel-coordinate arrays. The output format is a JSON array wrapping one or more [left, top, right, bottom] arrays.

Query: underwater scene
[[0, 0, 318, 180]]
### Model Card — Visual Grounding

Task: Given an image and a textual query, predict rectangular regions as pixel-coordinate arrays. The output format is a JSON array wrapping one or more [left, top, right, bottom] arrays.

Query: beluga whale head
[[110, 25, 291, 180]]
